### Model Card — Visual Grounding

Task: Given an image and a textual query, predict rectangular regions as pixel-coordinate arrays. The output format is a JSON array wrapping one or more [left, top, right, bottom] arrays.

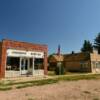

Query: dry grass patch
[[0, 74, 100, 91]]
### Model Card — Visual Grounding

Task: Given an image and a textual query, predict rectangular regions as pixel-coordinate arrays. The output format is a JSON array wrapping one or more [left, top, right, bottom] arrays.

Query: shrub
[[55, 66, 65, 75]]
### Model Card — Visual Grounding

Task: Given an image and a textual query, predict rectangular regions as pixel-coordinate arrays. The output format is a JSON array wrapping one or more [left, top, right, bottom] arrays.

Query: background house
[[49, 49, 100, 73], [64, 52, 91, 72]]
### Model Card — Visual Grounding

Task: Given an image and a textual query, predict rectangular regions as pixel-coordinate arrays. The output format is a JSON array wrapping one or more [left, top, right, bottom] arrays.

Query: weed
[[83, 91, 91, 94], [93, 98, 100, 100]]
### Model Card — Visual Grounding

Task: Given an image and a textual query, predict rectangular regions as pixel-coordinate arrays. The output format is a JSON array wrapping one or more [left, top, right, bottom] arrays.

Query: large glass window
[[34, 58, 43, 70], [6, 57, 20, 71]]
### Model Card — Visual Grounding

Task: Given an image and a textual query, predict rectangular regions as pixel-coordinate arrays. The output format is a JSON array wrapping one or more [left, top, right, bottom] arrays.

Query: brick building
[[49, 50, 100, 73], [64, 52, 91, 72], [0, 39, 48, 78]]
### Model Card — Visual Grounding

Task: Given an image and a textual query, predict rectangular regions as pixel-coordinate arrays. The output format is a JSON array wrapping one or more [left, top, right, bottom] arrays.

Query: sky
[[0, 0, 100, 54]]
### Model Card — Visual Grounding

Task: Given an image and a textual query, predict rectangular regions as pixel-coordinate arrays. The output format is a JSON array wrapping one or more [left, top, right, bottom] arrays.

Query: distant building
[[0, 39, 48, 78], [48, 54, 64, 70], [49, 49, 100, 73]]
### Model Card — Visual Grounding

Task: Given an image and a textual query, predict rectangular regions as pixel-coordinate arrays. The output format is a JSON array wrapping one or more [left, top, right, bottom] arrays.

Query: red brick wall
[[0, 42, 2, 77], [64, 53, 91, 72], [0, 39, 48, 78]]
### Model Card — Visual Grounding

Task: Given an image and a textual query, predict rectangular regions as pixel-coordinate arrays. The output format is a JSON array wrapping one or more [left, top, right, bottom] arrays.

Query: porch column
[[44, 52, 48, 75], [28, 58, 30, 71], [20, 57, 22, 75], [32, 58, 34, 75]]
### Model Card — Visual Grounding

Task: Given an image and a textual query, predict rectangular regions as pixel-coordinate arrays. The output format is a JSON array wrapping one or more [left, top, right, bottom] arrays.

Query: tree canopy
[[94, 33, 100, 54], [81, 40, 93, 53]]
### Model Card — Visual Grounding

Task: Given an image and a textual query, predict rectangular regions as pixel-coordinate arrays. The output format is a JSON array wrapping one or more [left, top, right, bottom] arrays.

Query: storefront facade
[[0, 39, 48, 78]]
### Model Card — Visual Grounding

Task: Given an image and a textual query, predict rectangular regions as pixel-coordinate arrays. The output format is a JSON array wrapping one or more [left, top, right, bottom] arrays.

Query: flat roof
[[2, 39, 47, 47]]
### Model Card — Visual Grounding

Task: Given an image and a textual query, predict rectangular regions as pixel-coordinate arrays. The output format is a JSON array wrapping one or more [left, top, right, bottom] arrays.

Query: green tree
[[94, 33, 100, 54], [71, 51, 75, 54], [81, 40, 93, 53]]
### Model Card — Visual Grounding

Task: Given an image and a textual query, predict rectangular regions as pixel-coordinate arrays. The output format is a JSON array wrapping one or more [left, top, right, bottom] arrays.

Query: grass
[[0, 74, 100, 91], [27, 98, 35, 100], [16, 79, 58, 89], [0, 86, 12, 91], [48, 71, 55, 76], [56, 74, 100, 81], [93, 98, 100, 100]]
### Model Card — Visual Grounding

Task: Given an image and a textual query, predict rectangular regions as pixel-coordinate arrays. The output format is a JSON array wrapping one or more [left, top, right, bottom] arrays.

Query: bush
[[55, 66, 65, 75]]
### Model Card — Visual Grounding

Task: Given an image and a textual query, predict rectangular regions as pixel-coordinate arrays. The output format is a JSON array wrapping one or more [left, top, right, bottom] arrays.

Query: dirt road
[[0, 79, 100, 100]]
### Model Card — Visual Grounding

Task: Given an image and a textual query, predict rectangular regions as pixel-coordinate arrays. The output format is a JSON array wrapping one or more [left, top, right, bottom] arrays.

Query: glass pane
[[6, 57, 20, 71]]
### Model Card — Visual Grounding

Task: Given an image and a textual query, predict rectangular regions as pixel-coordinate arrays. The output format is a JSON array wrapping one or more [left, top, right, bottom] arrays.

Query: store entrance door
[[20, 58, 33, 75], [20, 58, 27, 75]]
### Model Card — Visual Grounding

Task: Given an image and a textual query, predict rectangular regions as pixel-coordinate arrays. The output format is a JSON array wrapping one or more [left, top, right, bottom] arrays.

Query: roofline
[[2, 39, 48, 47], [64, 52, 90, 56]]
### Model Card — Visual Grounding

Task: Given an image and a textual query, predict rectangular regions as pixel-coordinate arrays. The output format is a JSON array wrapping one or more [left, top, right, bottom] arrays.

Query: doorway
[[20, 57, 33, 75]]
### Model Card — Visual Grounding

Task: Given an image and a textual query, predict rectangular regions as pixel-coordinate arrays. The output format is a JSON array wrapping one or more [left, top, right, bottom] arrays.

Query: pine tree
[[94, 33, 100, 54], [81, 40, 93, 53]]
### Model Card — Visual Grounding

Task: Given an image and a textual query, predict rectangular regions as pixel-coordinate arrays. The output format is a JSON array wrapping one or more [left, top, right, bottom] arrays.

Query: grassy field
[[0, 73, 100, 91]]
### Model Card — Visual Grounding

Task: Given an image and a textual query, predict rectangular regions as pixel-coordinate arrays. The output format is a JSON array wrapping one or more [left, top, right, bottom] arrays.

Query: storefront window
[[34, 58, 43, 70], [6, 57, 20, 71]]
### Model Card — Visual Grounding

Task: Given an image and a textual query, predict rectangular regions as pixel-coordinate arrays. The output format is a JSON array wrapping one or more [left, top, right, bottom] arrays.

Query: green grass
[[93, 98, 100, 100], [48, 71, 55, 76], [16, 79, 58, 89], [0, 74, 100, 91], [16, 83, 33, 89], [27, 98, 35, 100], [56, 74, 99, 81], [0, 86, 12, 91]]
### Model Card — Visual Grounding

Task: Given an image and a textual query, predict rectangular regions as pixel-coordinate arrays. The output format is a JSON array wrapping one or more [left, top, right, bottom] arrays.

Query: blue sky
[[0, 0, 100, 54]]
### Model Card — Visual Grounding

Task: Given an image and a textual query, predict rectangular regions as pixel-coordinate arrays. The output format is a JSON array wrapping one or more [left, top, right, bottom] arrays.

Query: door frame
[[20, 57, 33, 75]]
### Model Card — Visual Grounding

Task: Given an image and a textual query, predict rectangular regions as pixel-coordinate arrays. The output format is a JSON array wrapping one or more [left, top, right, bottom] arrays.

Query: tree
[[81, 40, 93, 53], [94, 33, 100, 54], [71, 51, 75, 54]]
